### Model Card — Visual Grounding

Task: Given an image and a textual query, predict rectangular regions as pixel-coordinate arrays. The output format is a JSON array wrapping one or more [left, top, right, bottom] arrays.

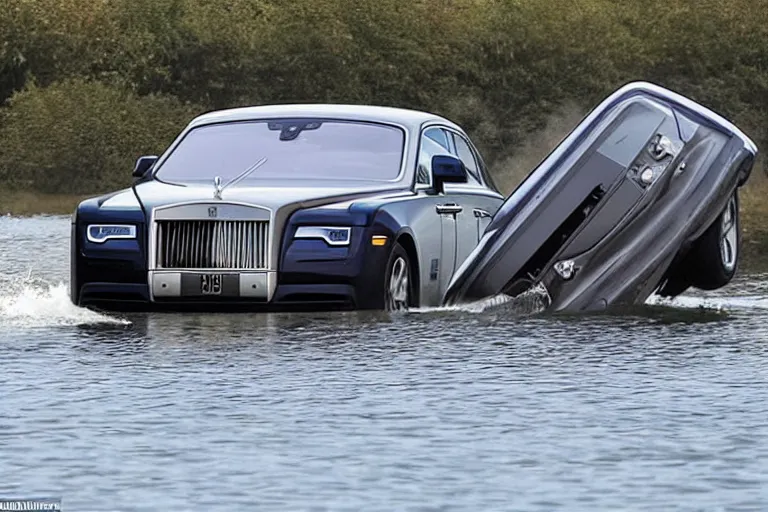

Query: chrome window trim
[[414, 121, 498, 194], [441, 185, 504, 199], [414, 125, 451, 191], [447, 130, 484, 186]]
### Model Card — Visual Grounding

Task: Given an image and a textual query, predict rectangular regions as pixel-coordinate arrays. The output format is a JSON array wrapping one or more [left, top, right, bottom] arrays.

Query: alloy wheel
[[387, 256, 410, 311], [720, 195, 738, 273]]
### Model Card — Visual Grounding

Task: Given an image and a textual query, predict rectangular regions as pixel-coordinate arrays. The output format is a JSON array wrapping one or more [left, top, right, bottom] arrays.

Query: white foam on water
[[411, 293, 515, 314], [646, 293, 768, 313], [411, 282, 768, 317], [0, 272, 130, 328], [410, 282, 551, 316]]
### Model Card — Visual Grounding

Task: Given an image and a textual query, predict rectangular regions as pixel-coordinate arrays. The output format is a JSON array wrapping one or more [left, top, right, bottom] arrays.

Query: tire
[[656, 272, 691, 298], [659, 191, 740, 296], [384, 242, 413, 311], [688, 191, 740, 290]]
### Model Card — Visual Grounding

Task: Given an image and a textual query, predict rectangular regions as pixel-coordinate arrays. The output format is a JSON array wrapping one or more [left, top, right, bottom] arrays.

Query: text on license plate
[[200, 274, 223, 295]]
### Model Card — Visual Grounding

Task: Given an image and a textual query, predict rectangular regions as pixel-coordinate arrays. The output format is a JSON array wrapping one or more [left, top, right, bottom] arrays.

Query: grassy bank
[[1, 192, 87, 217], [1, 0, 767, 267], [739, 177, 768, 271], [1, 0, 768, 193]]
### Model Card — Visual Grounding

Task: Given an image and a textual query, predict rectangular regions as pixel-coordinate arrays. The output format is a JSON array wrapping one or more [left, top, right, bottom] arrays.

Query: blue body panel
[[71, 195, 149, 304]]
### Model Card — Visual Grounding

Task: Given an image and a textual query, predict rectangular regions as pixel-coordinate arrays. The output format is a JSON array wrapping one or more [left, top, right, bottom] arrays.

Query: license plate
[[200, 274, 223, 295]]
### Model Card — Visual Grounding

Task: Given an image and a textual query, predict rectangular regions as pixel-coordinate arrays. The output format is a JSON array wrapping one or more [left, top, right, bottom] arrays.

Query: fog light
[[371, 235, 388, 246], [554, 259, 575, 280]]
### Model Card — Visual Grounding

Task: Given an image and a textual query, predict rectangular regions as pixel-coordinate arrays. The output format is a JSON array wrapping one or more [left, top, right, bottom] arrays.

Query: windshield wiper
[[214, 156, 268, 198]]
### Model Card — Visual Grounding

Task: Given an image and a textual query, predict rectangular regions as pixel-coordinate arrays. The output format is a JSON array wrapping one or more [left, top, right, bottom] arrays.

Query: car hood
[[128, 179, 409, 216], [99, 178, 413, 273]]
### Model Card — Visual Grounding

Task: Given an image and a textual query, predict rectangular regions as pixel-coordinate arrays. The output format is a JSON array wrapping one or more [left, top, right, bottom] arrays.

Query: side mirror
[[431, 155, 467, 193], [133, 155, 158, 178]]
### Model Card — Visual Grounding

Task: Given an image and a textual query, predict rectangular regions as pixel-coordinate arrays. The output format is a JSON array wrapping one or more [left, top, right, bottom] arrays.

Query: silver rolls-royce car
[[70, 104, 505, 311]]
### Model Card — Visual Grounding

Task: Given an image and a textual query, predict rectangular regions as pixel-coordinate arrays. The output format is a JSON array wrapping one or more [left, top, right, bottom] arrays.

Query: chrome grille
[[156, 220, 269, 269]]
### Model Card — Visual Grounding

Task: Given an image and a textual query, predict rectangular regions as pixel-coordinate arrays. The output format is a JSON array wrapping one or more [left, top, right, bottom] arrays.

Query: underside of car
[[442, 82, 757, 313]]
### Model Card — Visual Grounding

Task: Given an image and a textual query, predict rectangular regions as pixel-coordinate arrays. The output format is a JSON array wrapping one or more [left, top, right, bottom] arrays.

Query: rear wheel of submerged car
[[659, 191, 740, 296], [384, 243, 413, 312], [690, 191, 740, 290]]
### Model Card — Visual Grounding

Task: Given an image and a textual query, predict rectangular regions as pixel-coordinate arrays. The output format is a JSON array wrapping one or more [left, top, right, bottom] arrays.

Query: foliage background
[[1, 0, 767, 202]]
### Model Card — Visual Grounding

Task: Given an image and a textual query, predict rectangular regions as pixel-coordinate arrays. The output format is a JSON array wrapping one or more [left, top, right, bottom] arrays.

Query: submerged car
[[70, 104, 506, 311], [442, 82, 757, 312]]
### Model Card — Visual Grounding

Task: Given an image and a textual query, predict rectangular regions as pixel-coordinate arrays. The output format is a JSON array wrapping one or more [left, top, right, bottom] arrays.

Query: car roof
[[187, 103, 462, 132]]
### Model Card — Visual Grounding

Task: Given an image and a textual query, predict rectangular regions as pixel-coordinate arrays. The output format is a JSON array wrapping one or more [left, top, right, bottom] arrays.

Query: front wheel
[[384, 243, 413, 311]]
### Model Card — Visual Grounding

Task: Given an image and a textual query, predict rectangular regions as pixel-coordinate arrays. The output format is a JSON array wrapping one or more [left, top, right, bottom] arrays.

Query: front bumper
[[77, 280, 367, 312], [149, 270, 275, 300], [77, 282, 360, 312], [74, 227, 393, 312]]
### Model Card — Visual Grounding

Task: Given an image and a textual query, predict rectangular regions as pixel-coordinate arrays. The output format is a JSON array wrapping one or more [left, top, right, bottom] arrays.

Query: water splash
[[414, 284, 768, 318], [647, 293, 768, 312], [411, 282, 551, 316], [0, 271, 130, 328]]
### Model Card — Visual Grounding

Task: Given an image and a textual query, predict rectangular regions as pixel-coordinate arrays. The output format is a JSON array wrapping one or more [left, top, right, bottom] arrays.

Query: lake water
[[2, 215, 768, 511]]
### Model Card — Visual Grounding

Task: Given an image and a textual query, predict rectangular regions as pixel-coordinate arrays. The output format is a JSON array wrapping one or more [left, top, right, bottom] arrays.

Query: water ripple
[[2, 216, 768, 511]]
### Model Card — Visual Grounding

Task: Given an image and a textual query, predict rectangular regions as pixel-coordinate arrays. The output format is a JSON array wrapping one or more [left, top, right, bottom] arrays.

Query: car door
[[415, 127, 458, 302], [444, 131, 504, 270]]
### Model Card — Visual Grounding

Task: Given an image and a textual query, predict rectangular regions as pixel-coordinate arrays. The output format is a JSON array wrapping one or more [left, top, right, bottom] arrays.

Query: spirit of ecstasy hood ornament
[[213, 176, 223, 200], [211, 157, 268, 201]]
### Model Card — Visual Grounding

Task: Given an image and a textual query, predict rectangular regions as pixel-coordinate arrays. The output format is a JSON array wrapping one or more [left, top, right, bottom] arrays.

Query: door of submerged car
[[416, 127, 503, 300]]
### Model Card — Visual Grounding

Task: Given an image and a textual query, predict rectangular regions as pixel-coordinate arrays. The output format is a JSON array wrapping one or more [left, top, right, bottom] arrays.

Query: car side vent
[[511, 184, 606, 286]]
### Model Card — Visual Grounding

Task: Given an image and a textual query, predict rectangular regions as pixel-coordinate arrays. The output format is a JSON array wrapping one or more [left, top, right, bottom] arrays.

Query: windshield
[[154, 119, 405, 183]]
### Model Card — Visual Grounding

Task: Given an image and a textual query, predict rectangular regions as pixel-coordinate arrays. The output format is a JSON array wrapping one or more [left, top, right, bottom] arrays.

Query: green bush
[[1, 0, 768, 196], [0, 79, 201, 194]]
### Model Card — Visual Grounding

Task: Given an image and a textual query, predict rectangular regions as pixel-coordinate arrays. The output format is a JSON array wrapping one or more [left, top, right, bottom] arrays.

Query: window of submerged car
[[153, 119, 406, 183]]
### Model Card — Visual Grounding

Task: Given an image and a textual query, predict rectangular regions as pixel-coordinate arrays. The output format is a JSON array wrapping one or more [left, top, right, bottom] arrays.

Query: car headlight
[[294, 226, 351, 246], [86, 224, 137, 243]]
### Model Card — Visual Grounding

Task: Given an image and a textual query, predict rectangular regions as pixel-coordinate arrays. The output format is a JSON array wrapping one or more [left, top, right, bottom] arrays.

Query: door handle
[[473, 208, 491, 218], [436, 203, 463, 215]]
